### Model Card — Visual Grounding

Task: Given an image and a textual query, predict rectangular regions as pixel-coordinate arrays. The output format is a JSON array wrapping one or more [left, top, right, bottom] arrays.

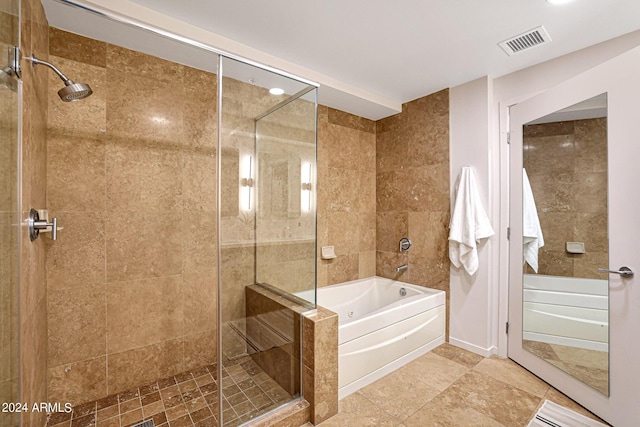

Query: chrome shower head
[[28, 54, 93, 102], [57, 81, 93, 102]]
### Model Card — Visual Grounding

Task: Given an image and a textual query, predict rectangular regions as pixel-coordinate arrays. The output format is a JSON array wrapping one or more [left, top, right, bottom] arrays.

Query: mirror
[[521, 93, 609, 395]]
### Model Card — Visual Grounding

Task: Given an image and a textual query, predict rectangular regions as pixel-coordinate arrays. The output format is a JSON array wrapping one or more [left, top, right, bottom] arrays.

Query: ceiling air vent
[[499, 26, 551, 56]]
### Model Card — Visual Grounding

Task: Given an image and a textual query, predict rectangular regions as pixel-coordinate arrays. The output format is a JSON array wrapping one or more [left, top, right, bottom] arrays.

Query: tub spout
[[396, 264, 408, 273]]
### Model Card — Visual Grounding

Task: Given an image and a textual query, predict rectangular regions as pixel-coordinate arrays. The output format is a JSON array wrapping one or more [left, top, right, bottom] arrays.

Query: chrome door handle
[[598, 266, 634, 278]]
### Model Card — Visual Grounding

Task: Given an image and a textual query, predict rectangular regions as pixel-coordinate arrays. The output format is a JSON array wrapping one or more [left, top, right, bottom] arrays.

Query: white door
[[508, 46, 640, 426]]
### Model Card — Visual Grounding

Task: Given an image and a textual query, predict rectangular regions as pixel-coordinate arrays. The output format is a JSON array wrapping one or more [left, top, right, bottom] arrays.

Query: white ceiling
[[43, 0, 640, 120]]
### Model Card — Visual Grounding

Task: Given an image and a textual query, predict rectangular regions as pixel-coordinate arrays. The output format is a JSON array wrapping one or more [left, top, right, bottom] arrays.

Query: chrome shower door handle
[[598, 266, 634, 278], [49, 217, 58, 241]]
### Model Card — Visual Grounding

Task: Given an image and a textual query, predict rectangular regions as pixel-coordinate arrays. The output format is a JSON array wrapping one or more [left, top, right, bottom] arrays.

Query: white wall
[[449, 28, 640, 357], [448, 77, 499, 357]]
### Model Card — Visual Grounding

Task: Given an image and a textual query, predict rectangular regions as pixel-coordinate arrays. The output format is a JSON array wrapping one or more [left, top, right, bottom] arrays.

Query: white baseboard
[[449, 337, 497, 358]]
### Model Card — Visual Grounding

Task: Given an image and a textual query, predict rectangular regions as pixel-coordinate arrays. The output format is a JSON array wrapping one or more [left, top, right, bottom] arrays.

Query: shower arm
[[26, 54, 73, 85]]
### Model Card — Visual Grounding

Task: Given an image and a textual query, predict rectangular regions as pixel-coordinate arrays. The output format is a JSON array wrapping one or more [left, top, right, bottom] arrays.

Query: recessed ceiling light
[[546, 0, 575, 5], [269, 88, 285, 95]]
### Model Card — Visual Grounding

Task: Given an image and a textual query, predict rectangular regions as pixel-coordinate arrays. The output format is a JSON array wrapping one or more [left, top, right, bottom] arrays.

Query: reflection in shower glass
[[255, 90, 317, 301]]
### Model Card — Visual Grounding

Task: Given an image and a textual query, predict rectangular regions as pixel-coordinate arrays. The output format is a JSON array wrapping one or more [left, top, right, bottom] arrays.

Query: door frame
[[505, 46, 640, 426]]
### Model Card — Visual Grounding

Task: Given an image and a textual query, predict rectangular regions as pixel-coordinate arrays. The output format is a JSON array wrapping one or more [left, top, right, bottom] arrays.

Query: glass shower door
[[254, 89, 317, 304], [0, 1, 20, 426], [218, 55, 317, 426]]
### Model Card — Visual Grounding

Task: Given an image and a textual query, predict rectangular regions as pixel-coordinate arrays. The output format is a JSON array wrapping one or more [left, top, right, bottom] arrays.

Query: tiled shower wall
[[45, 29, 218, 404], [316, 106, 377, 286], [316, 91, 451, 328], [523, 118, 608, 279], [375, 90, 451, 309], [20, 0, 50, 425]]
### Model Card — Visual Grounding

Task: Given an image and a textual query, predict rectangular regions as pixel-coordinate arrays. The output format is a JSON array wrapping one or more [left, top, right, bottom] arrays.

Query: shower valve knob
[[28, 208, 58, 241], [399, 237, 412, 253]]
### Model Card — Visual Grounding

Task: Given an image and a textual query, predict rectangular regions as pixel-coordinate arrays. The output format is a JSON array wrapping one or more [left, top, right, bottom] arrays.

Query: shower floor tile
[[46, 356, 293, 427]]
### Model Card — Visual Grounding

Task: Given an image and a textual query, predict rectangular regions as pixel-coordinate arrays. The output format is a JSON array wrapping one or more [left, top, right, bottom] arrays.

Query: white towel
[[449, 167, 494, 275], [523, 168, 544, 272]]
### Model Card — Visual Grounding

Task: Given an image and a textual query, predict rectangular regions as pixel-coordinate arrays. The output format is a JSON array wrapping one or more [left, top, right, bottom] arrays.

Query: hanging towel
[[523, 168, 544, 272], [449, 167, 494, 275]]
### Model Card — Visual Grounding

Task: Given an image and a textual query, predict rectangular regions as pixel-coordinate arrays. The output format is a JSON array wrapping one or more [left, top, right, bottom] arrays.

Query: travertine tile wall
[[317, 106, 377, 287], [256, 241, 316, 295], [523, 118, 608, 279], [45, 28, 218, 404], [375, 90, 451, 312], [301, 307, 339, 424], [20, 0, 49, 425]]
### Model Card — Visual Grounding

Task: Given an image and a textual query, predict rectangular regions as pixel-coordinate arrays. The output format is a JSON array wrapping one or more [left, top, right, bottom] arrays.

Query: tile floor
[[45, 356, 292, 427], [45, 343, 608, 427], [317, 343, 608, 427]]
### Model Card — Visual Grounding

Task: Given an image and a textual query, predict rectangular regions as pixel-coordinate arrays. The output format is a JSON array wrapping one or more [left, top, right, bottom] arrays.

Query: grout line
[[70, 359, 292, 427]]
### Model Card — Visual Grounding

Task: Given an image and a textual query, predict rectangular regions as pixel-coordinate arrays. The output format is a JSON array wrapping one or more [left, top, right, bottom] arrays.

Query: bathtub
[[316, 276, 445, 399], [523, 274, 608, 351]]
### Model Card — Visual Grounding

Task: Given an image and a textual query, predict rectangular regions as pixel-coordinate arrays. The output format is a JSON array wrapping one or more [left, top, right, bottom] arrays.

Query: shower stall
[[2, 0, 318, 425]]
